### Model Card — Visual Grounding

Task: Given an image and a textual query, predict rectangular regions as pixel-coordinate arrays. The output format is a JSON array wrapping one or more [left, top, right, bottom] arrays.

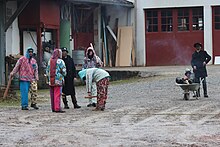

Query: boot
[[203, 80, 208, 97], [204, 94, 209, 98], [71, 95, 81, 109], [54, 110, 65, 113], [31, 103, 39, 110], [87, 103, 96, 107], [62, 97, 69, 109], [193, 88, 200, 97], [197, 88, 201, 97], [21, 107, 29, 110]]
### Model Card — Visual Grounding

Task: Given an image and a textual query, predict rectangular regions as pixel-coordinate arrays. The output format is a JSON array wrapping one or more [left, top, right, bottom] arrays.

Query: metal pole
[[0, 0, 6, 86]]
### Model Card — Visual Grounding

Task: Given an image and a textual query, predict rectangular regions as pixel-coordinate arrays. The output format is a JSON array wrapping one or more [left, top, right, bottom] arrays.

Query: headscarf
[[78, 69, 87, 80], [50, 49, 62, 85], [84, 43, 104, 69], [86, 43, 97, 60], [25, 47, 34, 63]]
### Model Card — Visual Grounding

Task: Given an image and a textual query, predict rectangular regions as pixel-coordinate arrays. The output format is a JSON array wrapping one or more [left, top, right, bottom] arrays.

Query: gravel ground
[[0, 65, 220, 147]]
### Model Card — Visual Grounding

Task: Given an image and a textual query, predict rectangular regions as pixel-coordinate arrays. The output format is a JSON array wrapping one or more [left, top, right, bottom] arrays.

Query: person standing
[[78, 68, 110, 111], [29, 53, 39, 109], [83, 43, 103, 69], [82, 43, 103, 107], [61, 47, 81, 109], [191, 42, 211, 97], [46, 49, 67, 113], [29, 79, 39, 110], [10, 47, 39, 110]]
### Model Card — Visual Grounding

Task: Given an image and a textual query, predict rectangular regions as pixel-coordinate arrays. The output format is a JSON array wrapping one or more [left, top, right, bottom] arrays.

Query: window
[[214, 7, 220, 30], [145, 8, 204, 33], [178, 9, 189, 31], [146, 10, 158, 32], [192, 8, 203, 30], [161, 9, 173, 32]]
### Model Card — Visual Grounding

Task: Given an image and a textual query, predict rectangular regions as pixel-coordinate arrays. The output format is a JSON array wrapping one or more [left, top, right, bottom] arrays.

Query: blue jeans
[[20, 81, 30, 107]]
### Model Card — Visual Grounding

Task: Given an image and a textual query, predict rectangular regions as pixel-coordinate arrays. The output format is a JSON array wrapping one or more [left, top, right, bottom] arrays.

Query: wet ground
[[0, 65, 220, 147]]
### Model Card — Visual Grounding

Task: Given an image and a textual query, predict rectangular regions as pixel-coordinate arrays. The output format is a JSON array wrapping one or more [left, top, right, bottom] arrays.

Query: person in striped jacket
[[10, 47, 39, 110]]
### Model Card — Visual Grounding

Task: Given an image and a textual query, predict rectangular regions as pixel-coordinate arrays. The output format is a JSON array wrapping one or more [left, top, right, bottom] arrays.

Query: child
[[176, 68, 194, 84], [183, 68, 194, 84]]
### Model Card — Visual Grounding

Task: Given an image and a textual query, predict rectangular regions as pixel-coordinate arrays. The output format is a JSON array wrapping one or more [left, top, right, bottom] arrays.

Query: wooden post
[[3, 76, 12, 99], [37, 27, 42, 64], [0, 0, 6, 86]]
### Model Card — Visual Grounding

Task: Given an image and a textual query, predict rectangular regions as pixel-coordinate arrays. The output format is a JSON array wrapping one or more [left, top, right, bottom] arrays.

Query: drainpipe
[[60, 3, 71, 56], [0, 0, 6, 86]]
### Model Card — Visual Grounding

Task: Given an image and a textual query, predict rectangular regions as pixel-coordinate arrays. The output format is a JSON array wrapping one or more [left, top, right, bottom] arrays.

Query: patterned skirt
[[96, 78, 109, 109]]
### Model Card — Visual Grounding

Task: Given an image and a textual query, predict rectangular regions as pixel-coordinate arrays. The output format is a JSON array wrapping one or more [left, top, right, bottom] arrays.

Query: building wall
[[6, 1, 56, 56], [88, 5, 134, 65], [93, 6, 100, 57], [23, 31, 37, 53], [6, 1, 134, 65], [136, 0, 220, 66], [106, 5, 132, 28], [105, 5, 134, 66], [6, 1, 19, 55]]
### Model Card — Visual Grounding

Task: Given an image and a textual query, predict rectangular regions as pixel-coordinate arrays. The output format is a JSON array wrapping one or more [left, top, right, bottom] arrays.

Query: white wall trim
[[204, 5, 213, 64]]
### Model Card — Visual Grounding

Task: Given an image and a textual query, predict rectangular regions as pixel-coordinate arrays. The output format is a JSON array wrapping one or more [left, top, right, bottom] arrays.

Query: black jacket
[[62, 55, 76, 95], [191, 50, 211, 78]]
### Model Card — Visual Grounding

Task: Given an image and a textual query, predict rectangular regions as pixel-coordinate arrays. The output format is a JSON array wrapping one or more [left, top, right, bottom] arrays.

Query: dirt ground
[[1, 66, 220, 147]]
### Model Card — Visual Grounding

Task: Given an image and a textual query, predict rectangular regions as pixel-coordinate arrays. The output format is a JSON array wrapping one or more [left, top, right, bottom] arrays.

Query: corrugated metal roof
[[65, 0, 134, 8]]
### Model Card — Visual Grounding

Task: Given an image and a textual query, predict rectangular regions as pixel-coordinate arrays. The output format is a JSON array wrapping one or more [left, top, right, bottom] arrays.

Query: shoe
[[87, 103, 96, 107], [74, 104, 81, 109], [92, 107, 104, 111], [87, 103, 93, 107], [92, 103, 96, 107], [204, 95, 209, 98], [54, 110, 65, 113], [64, 105, 70, 109], [21, 107, 29, 110], [31, 103, 39, 110], [193, 94, 200, 97]]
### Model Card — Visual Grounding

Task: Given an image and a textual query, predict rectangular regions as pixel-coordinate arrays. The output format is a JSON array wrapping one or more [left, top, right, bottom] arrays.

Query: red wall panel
[[146, 32, 203, 66], [40, 0, 60, 28], [213, 31, 220, 56], [74, 33, 94, 50], [145, 8, 204, 66], [19, 0, 59, 29], [212, 7, 220, 64], [19, 0, 40, 28]]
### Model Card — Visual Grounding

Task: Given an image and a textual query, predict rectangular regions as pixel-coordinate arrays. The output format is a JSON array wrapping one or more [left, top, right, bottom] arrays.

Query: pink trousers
[[50, 86, 62, 112]]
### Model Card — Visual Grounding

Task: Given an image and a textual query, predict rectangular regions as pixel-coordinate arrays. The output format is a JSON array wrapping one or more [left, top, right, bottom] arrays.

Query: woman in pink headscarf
[[46, 49, 67, 113]]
